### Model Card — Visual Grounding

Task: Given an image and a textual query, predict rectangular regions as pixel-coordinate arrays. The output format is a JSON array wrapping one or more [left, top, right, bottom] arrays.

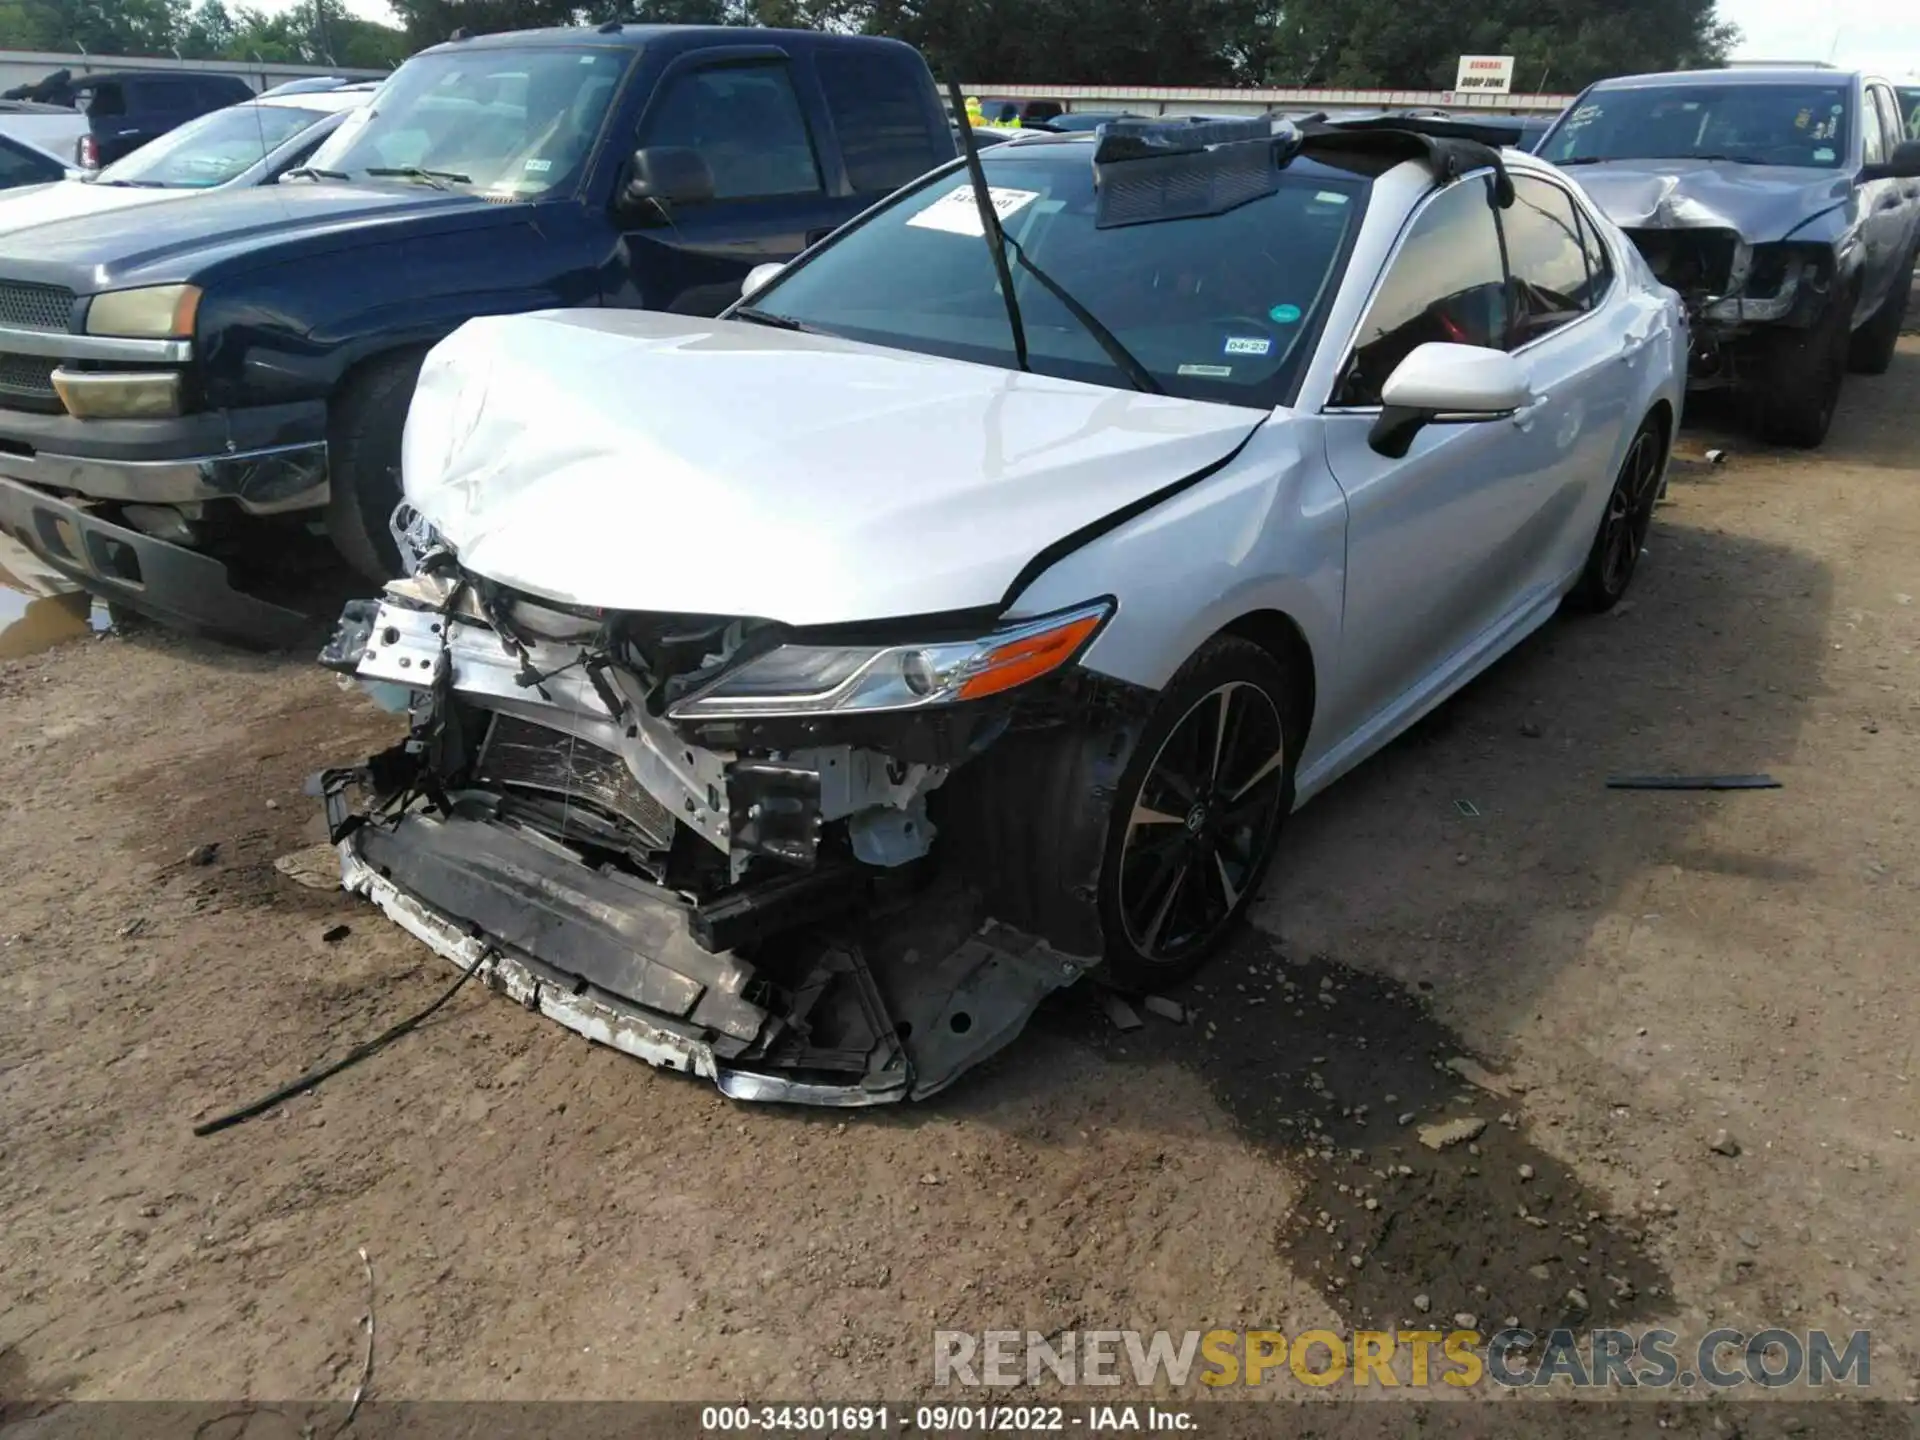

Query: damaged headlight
[[390, 502, 446, 576], [666, 601, 1111, 720]]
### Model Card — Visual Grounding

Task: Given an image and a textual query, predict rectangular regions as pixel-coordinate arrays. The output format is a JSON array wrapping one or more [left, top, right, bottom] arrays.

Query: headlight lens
[[85, 284, 202, 339], [667, 601, 1111, 720]]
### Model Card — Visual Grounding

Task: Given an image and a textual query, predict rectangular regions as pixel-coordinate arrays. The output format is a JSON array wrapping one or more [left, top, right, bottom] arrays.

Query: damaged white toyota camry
[[316, 117, 1685, 1104]]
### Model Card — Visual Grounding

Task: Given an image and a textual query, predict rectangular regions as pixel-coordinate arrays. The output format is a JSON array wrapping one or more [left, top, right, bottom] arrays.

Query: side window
[[1861, 86, 1887, 166], [1872, 87, 1905, 154], [80, 83, 125, 117], [1574, 203, 1615, 305], [816, 52, 942, 195], [641, 62, 821, 201], [0, 137, 54, 187], [1503, 174, 1596, 346], [1335, 175, 1508, 407]]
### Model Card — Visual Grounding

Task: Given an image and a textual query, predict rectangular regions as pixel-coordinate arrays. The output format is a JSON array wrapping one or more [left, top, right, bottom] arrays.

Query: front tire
[[1750, 292, 1852, 449], [1095, 637, 1294, 989], [325, 351, 425, 582]]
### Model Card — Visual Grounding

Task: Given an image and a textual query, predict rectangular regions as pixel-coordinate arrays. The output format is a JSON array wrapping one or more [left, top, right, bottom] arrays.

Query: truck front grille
[[475, 713, 677, 852], [0, 282, 75, 332], [0, 352, 59, 408]]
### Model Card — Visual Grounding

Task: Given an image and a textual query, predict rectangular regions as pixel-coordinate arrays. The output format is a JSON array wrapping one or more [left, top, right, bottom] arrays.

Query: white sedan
[[0, 82, 376, 238], [321, 117, 1687, 1103]]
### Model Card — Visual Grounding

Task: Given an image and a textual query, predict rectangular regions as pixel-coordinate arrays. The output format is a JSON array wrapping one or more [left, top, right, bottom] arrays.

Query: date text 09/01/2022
[[699, 1405, 1196, 1432]]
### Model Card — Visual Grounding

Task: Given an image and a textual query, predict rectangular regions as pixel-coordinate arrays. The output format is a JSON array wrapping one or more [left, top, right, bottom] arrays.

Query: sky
[[250, 0, 1920, 81]]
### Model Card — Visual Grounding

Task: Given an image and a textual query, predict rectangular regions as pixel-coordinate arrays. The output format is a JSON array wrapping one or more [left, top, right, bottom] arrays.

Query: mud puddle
[[0, 535, 108, 660]]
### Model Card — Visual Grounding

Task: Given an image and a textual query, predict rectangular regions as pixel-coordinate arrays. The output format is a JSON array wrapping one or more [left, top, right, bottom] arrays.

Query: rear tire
[[325, 351, 425, 581], [1094, 638, 1294, 990], [1848, 257, 1913, 376], [1568, 415, 1665, 614], [1749, 292, 1852, 449]]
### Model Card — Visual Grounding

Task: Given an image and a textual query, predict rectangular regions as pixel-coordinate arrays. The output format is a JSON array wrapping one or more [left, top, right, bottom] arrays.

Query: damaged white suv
[[318, 117, 1685, 1104]]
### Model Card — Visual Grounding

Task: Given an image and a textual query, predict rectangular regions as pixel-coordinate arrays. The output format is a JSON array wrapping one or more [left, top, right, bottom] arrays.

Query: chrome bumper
[[0, 439, 327, 516]]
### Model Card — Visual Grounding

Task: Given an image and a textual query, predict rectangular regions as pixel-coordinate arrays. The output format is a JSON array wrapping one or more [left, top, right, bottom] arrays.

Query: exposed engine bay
[[314, 558, 1131, 1104], [1625, 227, 1834, 386]]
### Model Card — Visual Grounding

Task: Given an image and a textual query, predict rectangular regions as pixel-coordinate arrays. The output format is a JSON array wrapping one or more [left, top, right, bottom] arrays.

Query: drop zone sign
[[1455, 55, 1515, 94]]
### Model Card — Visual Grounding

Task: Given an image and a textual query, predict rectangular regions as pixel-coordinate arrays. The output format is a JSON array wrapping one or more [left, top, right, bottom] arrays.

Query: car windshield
[[306, 45, 630, 198], [96, 103, 326, 188], [745, 146, 1365, 407], [1541, 83, 1853, 169]]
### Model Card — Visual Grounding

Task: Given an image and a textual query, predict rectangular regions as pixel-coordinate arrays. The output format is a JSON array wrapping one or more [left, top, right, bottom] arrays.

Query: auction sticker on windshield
[[907, 185, 1040, 237]]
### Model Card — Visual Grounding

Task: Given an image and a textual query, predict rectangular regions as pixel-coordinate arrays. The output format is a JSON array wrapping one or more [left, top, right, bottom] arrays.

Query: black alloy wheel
[[1110, 657, 1290, 981]]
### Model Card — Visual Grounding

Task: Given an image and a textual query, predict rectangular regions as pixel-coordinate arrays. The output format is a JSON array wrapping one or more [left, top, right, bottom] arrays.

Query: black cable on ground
[[192, 956, 487, 1138]]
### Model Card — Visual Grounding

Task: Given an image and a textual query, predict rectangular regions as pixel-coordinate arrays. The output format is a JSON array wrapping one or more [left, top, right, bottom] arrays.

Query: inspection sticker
[[1223, 336, 1272, 356], [1178, 363, 1233, 377], [907, 185, 1040, 237]]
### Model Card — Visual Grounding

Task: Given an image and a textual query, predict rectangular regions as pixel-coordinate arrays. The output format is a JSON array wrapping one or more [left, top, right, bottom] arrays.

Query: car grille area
[[0, 281, 75, 332], [0, 352, 57, 406], [475, 712, 676, 853]]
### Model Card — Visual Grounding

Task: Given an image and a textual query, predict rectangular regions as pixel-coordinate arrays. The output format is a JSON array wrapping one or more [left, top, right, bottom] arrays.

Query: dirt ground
[[3, 335, 1920, 1424]]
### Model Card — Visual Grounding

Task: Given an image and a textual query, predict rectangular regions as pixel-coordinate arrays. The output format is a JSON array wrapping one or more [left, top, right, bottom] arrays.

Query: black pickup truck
[[0, 25, 953, 643]]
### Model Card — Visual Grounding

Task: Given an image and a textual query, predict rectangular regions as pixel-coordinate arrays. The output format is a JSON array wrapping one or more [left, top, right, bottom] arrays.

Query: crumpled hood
[[1569, 158, 1849, 240], [402, 310, 1267, 626]]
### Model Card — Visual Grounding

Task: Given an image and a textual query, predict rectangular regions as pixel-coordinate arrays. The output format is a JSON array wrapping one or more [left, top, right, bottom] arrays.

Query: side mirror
[[1861, 139, 1920, 183], [621, 145, 714, 219], [1367, 342, 1530, 459], [741, 262, 785, 300]]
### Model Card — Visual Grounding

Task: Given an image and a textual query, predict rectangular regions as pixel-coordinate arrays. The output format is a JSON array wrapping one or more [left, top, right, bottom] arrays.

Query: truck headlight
[[51, 369, 181, 419], [666, 601, 1112, 720], [85, 284, 201, 339]]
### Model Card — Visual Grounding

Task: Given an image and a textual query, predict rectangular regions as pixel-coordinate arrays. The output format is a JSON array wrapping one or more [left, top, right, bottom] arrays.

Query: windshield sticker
[[1224, 336, 1271, 356], [524, 158, 552, 173], [907, 185, 1040, 237], [1814, 147, 1835, 162], [1794, 109, 1810, 130], [1178, 363, 1233, 378], [1313, 190, 1350, 205], [1268, 303, 1303, 325]]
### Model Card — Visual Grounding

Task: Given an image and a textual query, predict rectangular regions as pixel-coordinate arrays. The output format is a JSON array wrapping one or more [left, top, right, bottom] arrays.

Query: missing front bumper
[[334, 806, 1094, 1105]]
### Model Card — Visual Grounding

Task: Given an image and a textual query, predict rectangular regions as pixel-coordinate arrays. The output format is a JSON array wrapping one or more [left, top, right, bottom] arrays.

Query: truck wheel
[[1750, 293, 1851, 449], [325, 351, 425, 581], [1847, 256, 1913, 377]]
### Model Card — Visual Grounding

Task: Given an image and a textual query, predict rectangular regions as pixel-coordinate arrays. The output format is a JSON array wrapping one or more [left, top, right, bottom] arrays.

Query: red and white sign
[[1454, 55, 1515, 94]]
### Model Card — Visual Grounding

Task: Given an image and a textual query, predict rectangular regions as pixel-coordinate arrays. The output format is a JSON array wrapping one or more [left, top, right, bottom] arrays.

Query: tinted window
[[816, 52, 941, 194], [0, 136, 57, 187], [643, 63, 820, 200], [1337, 175, 1507, 406], [1902, 87, 1920, 140], [1504, 175, 1594, 344], [1862, 85, 1887, 165], [750, 148, 1364, 408], [1575, 204, 1614, 302], [1543, 84, 1851, 169], [1872, 86, 1906, 153], [78, 83, 125, 117]]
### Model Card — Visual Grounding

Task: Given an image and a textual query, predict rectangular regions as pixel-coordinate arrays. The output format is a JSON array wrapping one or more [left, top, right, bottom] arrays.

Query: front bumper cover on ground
[[330, 801, 1096, 1106]]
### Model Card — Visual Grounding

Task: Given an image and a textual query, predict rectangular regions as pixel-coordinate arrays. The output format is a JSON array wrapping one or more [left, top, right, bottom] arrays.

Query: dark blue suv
[[0, 26, 953, 643]]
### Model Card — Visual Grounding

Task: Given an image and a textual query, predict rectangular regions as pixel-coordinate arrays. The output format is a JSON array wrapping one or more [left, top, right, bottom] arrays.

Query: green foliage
[[0, 0, 1737, 93]]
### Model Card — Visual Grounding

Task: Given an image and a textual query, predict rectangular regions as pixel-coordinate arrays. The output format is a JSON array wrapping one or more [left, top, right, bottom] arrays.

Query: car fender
[[1006, 412, 1344, 712]]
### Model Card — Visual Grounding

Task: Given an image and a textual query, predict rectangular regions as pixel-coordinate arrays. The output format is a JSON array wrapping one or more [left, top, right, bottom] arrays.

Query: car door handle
[[1511, 396, 1548, 430]]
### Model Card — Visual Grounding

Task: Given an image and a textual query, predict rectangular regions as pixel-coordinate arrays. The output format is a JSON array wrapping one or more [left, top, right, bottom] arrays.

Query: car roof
[[420, 23, 922, 58], [1587, 66, 1871, 90], [70, 70, 250, 87], [979, 127, 1392, 189]]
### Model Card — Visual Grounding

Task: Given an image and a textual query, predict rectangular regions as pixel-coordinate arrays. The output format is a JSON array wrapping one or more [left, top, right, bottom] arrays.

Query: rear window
[[816, 51, 943, 194], [78, 82, 124, 117]]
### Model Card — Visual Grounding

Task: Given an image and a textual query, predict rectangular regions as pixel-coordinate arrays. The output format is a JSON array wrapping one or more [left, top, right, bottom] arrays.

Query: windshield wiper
[[945, 77, 1030, 373], [96, 179, 168, 188], [365, 165, 470, 189], [281, 165, 350, 182], [1000, 232, 1162, 395], [733, 306, 817, 333]]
